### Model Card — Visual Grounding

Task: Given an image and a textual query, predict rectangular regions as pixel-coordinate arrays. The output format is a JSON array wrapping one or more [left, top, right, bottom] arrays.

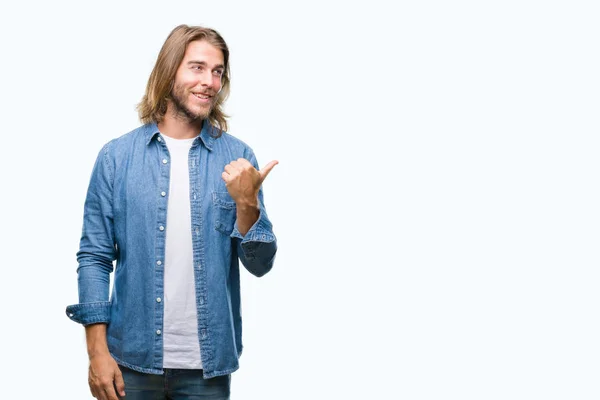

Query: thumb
[[114, 368, 126, 397], [259, 160, 279, 182]]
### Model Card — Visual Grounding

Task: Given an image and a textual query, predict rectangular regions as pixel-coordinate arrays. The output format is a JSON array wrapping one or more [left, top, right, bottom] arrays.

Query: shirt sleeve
[[230, 149, 277, 277], [65, 142, 116, 325]]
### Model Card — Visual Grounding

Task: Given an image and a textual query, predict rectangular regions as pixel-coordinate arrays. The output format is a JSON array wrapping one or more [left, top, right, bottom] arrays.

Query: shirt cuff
[[230, 208, 275, 243], [231, 210, 275, 257], [65, 301, 111, 326]]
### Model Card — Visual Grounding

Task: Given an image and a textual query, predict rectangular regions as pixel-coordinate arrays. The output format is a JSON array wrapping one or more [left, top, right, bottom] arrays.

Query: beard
[[170, 82, 214, 123]]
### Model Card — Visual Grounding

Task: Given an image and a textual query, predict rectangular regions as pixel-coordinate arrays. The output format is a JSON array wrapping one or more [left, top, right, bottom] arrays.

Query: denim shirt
[[65, 122, 277, 378]]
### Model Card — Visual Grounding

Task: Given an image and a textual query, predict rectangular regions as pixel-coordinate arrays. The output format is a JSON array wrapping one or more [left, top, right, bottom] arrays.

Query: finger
[[259, 160, 279, 182], [103, 384, 120, 400], [94, 386, 106, 400], [114, 369, 126, 398], [236, 158, 253, 168], [224, 164, 237, 174], [230, 159, 244, 169], [221, 171, 230, 182]]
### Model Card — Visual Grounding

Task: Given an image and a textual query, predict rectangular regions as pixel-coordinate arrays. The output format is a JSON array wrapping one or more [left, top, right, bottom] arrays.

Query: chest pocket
[[212, 191, 237, 235]]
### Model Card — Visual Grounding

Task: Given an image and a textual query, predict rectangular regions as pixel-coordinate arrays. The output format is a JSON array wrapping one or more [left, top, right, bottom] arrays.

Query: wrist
[[85, 323, 109, 358], [88, 347, 110, 359], [236, 197, 259, 210]]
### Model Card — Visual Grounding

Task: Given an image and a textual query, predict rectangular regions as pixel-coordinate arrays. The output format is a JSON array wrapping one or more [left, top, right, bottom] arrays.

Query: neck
[[157, 106, 204, 139]]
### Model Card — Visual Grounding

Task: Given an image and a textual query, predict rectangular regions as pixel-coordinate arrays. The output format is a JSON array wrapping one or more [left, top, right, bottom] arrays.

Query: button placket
[[154, 143, 168, 349]]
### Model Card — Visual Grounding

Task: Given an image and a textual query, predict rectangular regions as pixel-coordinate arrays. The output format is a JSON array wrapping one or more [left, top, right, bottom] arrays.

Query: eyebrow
[[187, 61, 225, 69]]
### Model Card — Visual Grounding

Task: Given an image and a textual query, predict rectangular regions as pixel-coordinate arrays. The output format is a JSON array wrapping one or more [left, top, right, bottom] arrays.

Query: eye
[[213, 70, 223, 77], [192, 65, 204, 71]]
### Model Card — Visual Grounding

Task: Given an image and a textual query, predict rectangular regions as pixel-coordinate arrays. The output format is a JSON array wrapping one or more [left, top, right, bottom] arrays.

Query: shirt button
[[159, 226, 165, 231], [156, 330, 161, 335], [156, 260, 162, 266], [162, 159, 168, 164], [157, 136, 162, 142], [161, 191, 166, 197], [69, 313, 74, 317], [156, 298, 161, 303], [199, 297, 204, 305]]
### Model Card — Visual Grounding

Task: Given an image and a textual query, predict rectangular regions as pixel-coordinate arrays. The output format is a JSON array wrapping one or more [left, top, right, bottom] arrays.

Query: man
[[65, 24, 278, 400]]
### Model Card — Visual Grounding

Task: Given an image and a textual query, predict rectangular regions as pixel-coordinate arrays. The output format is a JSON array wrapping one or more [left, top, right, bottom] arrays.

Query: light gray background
[[1, 0, 598, 398]]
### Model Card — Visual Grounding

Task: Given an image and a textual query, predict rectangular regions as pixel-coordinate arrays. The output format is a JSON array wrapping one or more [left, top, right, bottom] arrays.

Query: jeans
[[118, 366, 231, 399]]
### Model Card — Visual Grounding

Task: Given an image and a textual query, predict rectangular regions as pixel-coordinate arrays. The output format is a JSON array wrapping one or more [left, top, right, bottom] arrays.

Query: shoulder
[[101, 123, 154, 156], [214, 130, 255, 158], [111, 123, 153, 146]]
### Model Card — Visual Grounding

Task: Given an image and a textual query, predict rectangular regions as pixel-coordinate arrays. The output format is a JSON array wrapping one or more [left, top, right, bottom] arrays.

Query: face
[[170, 40, 225, 122]]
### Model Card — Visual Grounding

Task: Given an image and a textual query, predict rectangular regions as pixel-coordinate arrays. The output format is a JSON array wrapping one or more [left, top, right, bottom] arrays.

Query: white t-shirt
[[161, 133, 202, 369]]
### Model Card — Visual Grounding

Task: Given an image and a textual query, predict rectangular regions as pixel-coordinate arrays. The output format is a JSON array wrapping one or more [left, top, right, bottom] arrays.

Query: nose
[[199, 70, 221, 89]]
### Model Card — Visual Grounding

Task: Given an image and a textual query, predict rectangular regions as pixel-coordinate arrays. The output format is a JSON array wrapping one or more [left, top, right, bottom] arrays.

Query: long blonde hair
[[137, 24, 230, 137]]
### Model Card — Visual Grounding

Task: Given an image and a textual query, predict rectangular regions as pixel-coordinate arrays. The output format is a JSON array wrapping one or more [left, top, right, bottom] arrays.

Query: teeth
[[194, 93, 209, 99]]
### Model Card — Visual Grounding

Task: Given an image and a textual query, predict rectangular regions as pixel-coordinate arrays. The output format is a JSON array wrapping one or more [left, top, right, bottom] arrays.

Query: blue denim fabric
[[118, 367, 230, 399], [65, 122, 277, 379]]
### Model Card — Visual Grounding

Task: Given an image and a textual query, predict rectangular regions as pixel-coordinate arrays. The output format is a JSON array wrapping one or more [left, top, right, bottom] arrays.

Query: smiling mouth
[[192, 93, 212, 102]]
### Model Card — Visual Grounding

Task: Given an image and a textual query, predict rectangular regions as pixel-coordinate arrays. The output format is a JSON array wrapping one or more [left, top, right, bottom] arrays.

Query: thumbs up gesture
[[221, 158, 278, 205]]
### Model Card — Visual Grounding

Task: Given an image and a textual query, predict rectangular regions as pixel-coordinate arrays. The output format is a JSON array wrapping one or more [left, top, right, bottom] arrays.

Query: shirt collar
[[144, 120, 218, 151]]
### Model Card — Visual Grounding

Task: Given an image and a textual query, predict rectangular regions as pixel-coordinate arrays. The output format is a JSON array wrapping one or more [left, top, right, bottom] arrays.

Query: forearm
[[235, 198, 259, 237], [85, 323, 110, 358]]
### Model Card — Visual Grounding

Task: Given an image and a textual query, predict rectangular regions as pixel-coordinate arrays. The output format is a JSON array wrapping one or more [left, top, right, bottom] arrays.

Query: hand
[[88, 353, 125, 400], [221, 158, 278, 205]]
